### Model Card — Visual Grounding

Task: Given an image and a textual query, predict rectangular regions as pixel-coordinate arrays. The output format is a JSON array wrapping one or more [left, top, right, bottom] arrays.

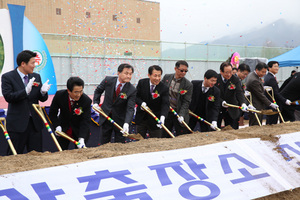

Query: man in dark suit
[[264, 61, 291, 124], [216, 62, 248, 129], [279, 70, 297, 92], [49, 77, 91, 150], [189, 70, 220, 132], [1, 50, 51, 154], [93, 64, 136, 144], [161, 60, 193, 137], [246, 62, 279, 126], [135, 65, 169, 138], [280, 72, 300, 122]]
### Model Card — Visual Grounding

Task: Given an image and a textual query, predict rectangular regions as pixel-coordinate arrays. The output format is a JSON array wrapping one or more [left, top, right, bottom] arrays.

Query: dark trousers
[[189, 117, 212, 132], [163, 112, 189, 137], [281, 105, 296, 122], [101, 118, 126, 144], [217, 110, 239, 129], [57, 136, 78, 150], [137, 120, 162, 138], [7, 117, 42, 155], [249, 112, 263, 126], [266, 113, 279, 125]]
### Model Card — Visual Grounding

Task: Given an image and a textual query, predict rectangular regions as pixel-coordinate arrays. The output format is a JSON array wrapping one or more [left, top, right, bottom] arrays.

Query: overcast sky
[[150, 0, 300, 43]]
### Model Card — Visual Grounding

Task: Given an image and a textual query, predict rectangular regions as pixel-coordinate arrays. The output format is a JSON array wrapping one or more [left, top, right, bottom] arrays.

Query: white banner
[[0, 132, 299, 200]]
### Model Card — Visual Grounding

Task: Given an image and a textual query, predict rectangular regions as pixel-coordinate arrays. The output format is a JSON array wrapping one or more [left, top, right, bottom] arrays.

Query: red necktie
[[115, 83, 122, 97]]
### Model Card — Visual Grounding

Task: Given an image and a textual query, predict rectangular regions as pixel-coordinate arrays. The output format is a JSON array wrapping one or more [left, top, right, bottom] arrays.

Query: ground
[[1, 121, 300, 199]]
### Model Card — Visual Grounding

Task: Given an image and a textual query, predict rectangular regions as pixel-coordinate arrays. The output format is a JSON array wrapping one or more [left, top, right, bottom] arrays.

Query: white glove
[[241, 103, 248, 112], [248, 105, 256, 110], [285, 99, 291, 105], [141, 102, 147, 111], [25, 77, 35, 94], [55, 126, 62, 137], [210, 121, 218, 130], [244, 90, 250, 97], [93, 103, 100, 110], [270, 103, 279, 110], [222, 101, 228, 108], [41, 79, 51, 94], [77, 138, 85, 148], [264, 86, 272, 92], [156, 115, 165, 129], [122, 123, 129, 134], [177, 116, 184, 124]]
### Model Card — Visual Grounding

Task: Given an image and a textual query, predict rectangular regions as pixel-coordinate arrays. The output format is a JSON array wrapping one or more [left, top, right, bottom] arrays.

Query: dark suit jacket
[[216, 74, 246, 119], [190, 80, 220, 122], [161, 74, 193, 123], [49, 90, 92, 140], [1, 68, 48, 132], [246, 72, 271, 110], [264, 73, 286, 105], [93, 76, 136, 126], [280, 72, 300, 101], [135, 78, 169, 128]]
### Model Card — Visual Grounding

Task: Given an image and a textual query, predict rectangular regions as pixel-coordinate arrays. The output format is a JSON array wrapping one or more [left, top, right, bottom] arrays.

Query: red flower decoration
[[119, 93, 127, 99], [33, 82, 40, 87], [74, 107, 83, 115], [208, 95, 215, 102], [228, 82, 236, 90], [179, 89, 187, 95], [152, 90, 160, 99]]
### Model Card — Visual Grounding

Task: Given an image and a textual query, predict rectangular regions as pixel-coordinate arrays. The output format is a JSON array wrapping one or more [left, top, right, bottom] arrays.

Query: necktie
[[24, 75, 28, 86], [150, 84, 154, 94], [224, 79, 227, 84], [70, 99, 75, 107], [115, 83, 122, 97], [202, 86, 206, 93]]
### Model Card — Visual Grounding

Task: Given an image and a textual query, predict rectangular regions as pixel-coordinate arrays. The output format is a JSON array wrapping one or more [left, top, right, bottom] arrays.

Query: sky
[[149, 0, 300, 43]]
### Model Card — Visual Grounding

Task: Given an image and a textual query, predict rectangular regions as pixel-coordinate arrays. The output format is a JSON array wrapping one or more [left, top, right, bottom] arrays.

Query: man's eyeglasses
[[178, 69, 188, 73]]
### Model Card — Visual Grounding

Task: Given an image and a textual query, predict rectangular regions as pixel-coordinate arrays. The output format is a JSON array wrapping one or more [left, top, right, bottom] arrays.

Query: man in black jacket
[[49, 77, 91, 150]]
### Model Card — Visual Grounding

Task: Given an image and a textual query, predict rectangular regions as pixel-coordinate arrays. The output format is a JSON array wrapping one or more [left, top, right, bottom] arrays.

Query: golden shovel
[[291, 100, 300, 106], [141, 105, 175, 138], [188, 110, 221, 131], [224, 103, 278, 115], [244, 91, 262, 126], [32, 104, 62, 151], [92, 105, 143, 140], [55, 131, 87, 148], [0, 117, 17, 155], [169, 106, 193, 133], [264, 87, 286, 123]]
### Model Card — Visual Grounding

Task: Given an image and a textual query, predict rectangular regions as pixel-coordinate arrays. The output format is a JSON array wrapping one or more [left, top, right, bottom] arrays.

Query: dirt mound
[[1, 121, 300, 199]]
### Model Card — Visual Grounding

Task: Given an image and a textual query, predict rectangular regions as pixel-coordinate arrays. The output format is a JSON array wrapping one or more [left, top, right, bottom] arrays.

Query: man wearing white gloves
[[264, 61, 291, 124], [161, 60, 193, 137], [1, 50, 49, 154], [189, 70, 220, 132], [246, 62, 276, 126], [216, 62, 248, 129], [135, 65, 170, 138], [49, 77, 91, 150], [93, 64, 136, 144]]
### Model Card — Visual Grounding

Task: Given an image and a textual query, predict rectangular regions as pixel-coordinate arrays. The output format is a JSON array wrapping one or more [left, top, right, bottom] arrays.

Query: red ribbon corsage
[[33, 82, 40, 87], [119, 93, 127, 99], [74, 107, 83, 115], [208, 95, 215, 102], [152, 90, 160, 99], [228, 82, 236, 90], [179, 89, 187, 95]]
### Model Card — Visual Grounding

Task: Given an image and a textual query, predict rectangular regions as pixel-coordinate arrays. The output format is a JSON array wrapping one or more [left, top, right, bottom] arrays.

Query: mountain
[[207, 19, 300, 48]]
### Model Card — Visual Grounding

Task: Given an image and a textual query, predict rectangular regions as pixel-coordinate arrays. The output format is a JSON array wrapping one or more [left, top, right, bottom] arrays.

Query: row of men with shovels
[[0, 50, 290, 155]]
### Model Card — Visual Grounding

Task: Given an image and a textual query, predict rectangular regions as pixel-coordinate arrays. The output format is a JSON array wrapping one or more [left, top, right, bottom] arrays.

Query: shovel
[[244, 91, 262, 126], [291, 100, 300, 106], [264, 87, 286, 123], [188, 110, 221, 131], [224, 103, 278, 115], [0, 118, 17, 155], [169, 106, 193, 133], [55, 131, 87, 148], [92, 105, 143, 140], [32, 104, 62, 151], [141, 105, 175, 138]]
